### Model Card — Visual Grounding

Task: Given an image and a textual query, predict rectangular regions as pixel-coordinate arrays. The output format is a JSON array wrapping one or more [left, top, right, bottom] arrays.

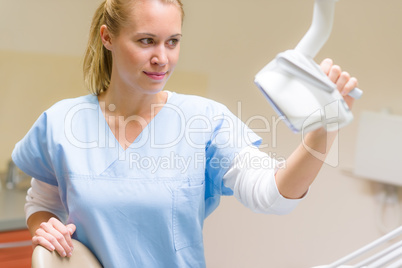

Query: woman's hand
[[32, 217, 76, 258], [320, 58, 358, 109]]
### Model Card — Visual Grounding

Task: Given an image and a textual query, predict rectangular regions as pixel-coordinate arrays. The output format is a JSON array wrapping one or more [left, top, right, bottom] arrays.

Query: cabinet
[[0, 229, 32, 268]]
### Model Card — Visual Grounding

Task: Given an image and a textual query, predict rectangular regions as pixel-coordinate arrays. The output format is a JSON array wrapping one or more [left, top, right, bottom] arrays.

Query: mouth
[[143, 71, 168, 81]]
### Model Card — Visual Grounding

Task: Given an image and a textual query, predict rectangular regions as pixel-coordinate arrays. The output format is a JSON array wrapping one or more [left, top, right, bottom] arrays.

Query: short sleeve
[[204, 104, 262, 217], [12, 112, 57, 186]]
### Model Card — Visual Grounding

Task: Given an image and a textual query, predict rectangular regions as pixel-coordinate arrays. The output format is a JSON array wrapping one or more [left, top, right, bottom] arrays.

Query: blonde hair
[[83, 0, 184, 95]]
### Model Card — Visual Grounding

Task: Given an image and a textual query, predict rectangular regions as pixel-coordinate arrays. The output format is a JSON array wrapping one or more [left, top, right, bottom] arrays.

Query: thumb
[[66, 223, 77, 235]]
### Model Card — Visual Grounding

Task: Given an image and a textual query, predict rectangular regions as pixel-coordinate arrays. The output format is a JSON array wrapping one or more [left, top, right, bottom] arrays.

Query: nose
[[151, 45, 168, 66]]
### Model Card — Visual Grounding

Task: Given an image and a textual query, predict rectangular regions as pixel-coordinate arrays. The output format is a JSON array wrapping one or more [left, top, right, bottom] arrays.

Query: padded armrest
[[31, 239, 102, 268]]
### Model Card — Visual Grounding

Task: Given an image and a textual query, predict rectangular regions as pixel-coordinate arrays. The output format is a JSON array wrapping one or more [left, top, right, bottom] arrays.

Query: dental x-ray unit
[[313, 225, 402, 268], [254, 0, 363, 133]]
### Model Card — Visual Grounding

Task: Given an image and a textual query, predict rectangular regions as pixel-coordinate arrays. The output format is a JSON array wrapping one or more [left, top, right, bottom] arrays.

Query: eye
[[167, 39, 180, 48], [139, 38, 154, 45]]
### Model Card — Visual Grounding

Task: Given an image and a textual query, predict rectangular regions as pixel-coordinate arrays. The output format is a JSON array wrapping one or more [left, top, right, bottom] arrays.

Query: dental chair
[[31, 239, 102, 268]]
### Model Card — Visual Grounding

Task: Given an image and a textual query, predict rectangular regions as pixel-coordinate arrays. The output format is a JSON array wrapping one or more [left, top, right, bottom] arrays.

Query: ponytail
[[83, 1, 113, 95]]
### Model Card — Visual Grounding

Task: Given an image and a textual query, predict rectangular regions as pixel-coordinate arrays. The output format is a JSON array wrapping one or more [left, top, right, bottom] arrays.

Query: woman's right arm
[[26, 178, 76, 257]]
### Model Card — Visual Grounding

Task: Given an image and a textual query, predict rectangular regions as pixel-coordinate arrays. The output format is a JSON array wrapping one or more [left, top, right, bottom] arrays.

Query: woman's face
[[102, 0, 182, 95]]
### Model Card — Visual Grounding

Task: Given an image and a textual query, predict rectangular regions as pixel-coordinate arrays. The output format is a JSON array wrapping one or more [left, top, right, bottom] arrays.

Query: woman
[[12, 0, 358, 267]]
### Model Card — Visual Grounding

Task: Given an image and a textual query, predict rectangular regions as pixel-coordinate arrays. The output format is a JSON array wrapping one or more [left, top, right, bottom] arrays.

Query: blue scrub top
[[12, 93, 261, 267]]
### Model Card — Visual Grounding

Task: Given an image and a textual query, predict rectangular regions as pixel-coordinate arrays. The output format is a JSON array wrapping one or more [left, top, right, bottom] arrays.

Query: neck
[[98, 85, 167, 118]]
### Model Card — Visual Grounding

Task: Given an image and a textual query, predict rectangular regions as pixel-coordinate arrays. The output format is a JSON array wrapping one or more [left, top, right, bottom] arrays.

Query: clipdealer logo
[[300, 100, 349, 167]]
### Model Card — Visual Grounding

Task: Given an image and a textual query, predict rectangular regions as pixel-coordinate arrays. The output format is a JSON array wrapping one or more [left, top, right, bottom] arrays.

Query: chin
[[145, 86, 166, 95]]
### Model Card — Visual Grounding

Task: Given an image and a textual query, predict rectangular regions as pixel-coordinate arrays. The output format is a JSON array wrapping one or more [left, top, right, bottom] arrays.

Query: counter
[[0, 174, 32, 267], [0, 188, 27, 232]]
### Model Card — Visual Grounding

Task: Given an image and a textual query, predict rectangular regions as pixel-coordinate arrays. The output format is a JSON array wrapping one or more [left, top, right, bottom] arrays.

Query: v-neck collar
[[96, 91, 175, 153]]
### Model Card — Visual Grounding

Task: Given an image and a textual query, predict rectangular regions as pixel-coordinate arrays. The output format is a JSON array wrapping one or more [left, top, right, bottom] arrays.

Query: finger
[[35, 227, 68, 257], [336, 71, 351, 93], [66, 223, 76, 251], [32, 235, 56, 252], [320, 58, 333, 75], [343, 95, 354, 110], [49, 218, 75, 251], [342, 77, 358, 96], [66, 223, 77, 236], [328, 65, 342, 84], [40, 222, 72, 257]]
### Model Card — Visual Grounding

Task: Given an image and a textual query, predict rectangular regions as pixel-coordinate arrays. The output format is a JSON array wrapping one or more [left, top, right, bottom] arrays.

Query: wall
[[2, 0, 402, 267], [181, 0, 402, 268], [179, 1, 402, 266], [0, 51, 86, 171]]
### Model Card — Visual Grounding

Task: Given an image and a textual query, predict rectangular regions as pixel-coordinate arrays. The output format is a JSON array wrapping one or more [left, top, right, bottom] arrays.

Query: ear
[[100, 25, 113, 51]]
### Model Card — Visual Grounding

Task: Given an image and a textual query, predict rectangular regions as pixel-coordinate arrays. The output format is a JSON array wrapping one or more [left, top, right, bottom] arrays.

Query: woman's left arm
[[274, 58, 359, 199]]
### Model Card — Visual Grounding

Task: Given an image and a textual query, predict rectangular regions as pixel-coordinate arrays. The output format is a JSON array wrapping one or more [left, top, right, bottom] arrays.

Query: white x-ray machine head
[[254, 0, 362, 133]]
